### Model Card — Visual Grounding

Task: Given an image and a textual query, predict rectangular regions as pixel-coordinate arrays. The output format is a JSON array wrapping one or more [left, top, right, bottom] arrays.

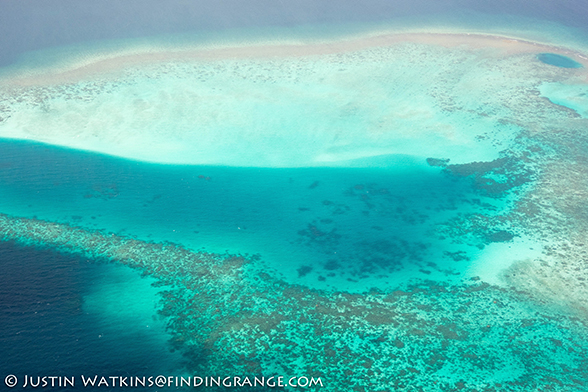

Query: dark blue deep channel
[[0, 241, 184, 391]]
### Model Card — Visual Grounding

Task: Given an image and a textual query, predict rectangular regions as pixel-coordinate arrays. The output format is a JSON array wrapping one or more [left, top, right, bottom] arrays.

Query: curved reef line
[[1, 31, 587, 87], [0, 29, 586, 167], [1, 20, 588, 391], [1, 212, 588, 391]]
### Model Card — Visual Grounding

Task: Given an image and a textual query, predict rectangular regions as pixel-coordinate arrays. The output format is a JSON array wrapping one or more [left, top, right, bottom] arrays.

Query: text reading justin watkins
[[6, 375, 323, 389]]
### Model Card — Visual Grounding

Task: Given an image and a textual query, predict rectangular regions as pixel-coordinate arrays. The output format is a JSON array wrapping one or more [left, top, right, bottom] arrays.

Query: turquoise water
[[0, 140, 516, 292], [1, 39, 582, 169], [538, 53, 583, 68], [2, 2, 588, 391], [1, 208, 588, 391], [0, 43, 531, 167], [540, 82, 588, 117]]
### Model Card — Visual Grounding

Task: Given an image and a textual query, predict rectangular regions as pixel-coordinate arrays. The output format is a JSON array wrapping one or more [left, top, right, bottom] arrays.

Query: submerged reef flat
[[500, 123, 588, 318], [2, 213, 588, 391], [2, 29, 588, 390], [0, 32, 586, 167]]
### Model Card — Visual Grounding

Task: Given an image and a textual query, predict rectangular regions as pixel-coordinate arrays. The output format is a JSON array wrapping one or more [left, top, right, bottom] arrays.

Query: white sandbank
[[0, 30, 587, 167], [2, 32, 588, 86]]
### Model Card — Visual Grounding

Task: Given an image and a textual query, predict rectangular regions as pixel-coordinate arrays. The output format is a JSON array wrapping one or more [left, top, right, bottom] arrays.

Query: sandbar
[[2, 31, 588, 87], [0, 29, 587, 168]]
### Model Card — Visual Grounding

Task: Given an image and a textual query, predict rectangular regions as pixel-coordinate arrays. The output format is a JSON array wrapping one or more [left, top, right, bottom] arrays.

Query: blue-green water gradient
[[0, 139, 509, 292]]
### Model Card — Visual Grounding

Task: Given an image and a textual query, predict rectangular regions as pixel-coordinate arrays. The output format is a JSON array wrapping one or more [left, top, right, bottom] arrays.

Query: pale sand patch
[[1, 29, 587, 168], [2, 31, 588, 87]]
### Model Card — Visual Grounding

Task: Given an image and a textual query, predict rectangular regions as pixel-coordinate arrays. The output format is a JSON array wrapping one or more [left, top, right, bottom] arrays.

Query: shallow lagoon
[[1, 16, 588, 391], [0, 139, 523, 292]]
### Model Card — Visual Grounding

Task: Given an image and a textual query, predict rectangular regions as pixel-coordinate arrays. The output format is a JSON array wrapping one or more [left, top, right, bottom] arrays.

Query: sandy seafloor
[[2, 2, 588, 391]]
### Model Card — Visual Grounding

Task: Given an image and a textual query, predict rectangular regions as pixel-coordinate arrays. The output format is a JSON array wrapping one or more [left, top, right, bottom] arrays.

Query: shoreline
[[2, 31, 588, 87]]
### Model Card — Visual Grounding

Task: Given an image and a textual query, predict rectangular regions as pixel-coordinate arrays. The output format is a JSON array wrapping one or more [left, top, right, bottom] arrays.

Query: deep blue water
[[0, 241, 183, 391], [1, 1, 587, 387]]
